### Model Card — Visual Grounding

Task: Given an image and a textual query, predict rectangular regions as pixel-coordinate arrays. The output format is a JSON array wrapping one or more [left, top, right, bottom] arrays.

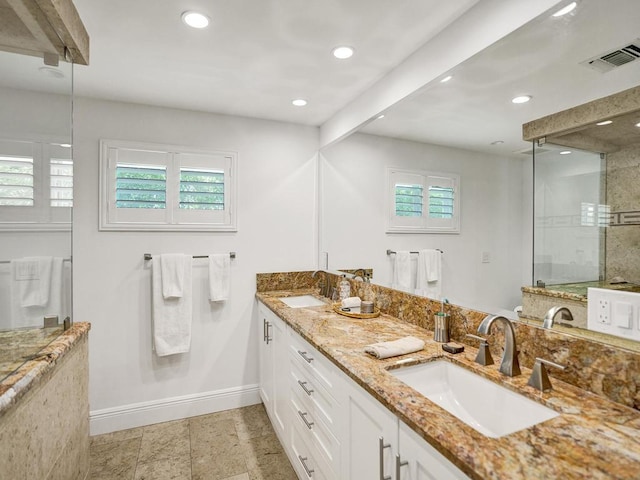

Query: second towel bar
[[144, 252, 236, 261]]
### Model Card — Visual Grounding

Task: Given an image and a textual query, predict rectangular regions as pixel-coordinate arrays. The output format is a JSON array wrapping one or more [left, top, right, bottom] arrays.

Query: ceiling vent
[[581, 40, 640, 73]]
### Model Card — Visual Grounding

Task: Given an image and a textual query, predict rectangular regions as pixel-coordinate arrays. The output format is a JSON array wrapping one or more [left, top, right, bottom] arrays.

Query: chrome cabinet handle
[[262, 318, 266, 342], [298, 455, 314, 477], [379, 437, 391, 480], [265, 321, 272, 344], [298, 350, 314, 363], [297, 410, 314, 429], [297, 380, 314, 396], [395, 454, 408, 479]]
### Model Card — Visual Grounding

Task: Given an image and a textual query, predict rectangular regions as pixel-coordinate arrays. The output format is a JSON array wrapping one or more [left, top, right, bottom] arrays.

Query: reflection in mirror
[[0, 49, 73, 380], [319, 0, 640, 342], [533, 143, 605, 290]]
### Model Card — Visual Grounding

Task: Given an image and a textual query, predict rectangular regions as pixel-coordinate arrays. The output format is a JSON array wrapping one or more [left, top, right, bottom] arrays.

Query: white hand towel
[[209, 253, 230, 302], [391, 251, 412, 293], [415, 249, 442, 298], [341, 297, 361, 308], [11, 256, 53, 307], [160, 254, 187, 299], [152, 256, 193, 356], [364, 336, 425, 359], [10, 257, 63, 329]]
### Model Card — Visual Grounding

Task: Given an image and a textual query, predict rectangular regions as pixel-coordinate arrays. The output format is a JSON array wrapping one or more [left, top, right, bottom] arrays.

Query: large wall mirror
[[0, 48, 73, 379], [319, 0, 640, 343]]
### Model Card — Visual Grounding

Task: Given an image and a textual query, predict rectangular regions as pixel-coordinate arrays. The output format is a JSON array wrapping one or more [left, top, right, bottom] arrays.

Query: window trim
[[99, 139, 238, 232], [386, 167, 460, 234]]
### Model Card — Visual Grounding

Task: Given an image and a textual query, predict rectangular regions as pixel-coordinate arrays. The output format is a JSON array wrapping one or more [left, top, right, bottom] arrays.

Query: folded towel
[[11, 256, 53, 307], [152, 256, 193, 356], [209, 253, 230, 302], [415, 249, 441, 299], [160, 254, 188, 299], [391, 251, 412, 292], [341, 296, 361, 308], [364, 336, 425, 359], [10, 257, 64, 328]]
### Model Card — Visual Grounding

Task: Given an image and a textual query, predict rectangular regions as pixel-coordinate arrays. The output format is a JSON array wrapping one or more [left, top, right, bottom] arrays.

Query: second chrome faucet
[[477, 315, 521, 377]]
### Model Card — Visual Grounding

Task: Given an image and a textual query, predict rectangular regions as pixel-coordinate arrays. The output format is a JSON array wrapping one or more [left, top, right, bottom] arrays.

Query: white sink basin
[[278, 295, 326, 308], [390, 360, 559, 438]]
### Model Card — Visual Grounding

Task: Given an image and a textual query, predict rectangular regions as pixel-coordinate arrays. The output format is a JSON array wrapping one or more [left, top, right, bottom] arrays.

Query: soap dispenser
[[338, 275, 351, 300]]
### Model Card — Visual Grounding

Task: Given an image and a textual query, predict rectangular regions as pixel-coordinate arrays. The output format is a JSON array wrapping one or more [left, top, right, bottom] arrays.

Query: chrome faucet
[[312, 270, 331, 298], [542, 306, 573, 329], [477, 315, 521, 377]]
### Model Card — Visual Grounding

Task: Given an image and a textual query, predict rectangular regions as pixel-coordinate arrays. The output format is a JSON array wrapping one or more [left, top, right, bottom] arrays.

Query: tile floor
[[88, 404, 298, 480]]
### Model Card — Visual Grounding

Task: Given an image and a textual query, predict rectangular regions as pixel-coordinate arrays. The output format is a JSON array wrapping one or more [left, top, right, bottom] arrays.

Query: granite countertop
[[257, 290, 640, 480], [0, 322, 90, 418]]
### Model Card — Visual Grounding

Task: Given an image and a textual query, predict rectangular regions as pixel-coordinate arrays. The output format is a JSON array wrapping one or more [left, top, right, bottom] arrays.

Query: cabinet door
[[344, 381, 398, 480], [271, 312, 288, 437], [257, 304, 273, 412], [397, 421, 469, 480]]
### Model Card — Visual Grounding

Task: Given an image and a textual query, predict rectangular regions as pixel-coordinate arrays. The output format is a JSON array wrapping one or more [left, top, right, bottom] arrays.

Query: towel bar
[[144, 252, 236, 261], [386, 249, 443, 255]]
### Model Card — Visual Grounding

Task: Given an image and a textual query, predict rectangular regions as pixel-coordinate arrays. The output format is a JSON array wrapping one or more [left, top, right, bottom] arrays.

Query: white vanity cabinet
[[257, 300, 468, 479], [343, 377, 469, 480], [287, 323, 346, 479], [397, 421, 469, 480], [257, 303, 288, 437]]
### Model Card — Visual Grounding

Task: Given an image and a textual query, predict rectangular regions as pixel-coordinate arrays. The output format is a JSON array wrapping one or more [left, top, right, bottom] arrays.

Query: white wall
[[73, 97, 319, 434], [320, 133, 528, 315]]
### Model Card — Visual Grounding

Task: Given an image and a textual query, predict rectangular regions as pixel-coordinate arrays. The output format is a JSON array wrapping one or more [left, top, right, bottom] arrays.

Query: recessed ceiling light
[[490, 140, 504, 145], [181, 11, 210, 29], [635, 122, 640, 128], [552, 2, 577, 17], [292, 99, 307, 107], [377, 114, 385, 119], [332, 46, 354, 59], [559, 150, 572, 155], [512, 95, 532, 104], [38, 66, 64, 79], [596, 120, 613, 126], [440, 75, 453, 83]]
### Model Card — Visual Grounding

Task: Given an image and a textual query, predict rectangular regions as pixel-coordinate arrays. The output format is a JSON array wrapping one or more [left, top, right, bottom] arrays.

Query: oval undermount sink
[[390, 360, 559, 438], [278, 295, 327, 308]]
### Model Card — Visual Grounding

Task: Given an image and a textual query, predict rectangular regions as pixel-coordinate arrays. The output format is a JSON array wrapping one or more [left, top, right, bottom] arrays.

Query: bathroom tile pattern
[[0, 330, 89, 479], [257, 288, 640, 479], [607, 144, 640, 285], [89, 404, 297, 480], [257, 271, 640, 410]]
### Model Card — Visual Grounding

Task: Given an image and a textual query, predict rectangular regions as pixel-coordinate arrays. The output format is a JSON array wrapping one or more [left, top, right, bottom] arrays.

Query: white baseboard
[[89, 384, 261, 436]]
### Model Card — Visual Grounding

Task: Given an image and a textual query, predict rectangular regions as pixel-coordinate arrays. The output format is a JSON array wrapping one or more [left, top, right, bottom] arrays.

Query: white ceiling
[[71, 0, 480, 126], [2, 0, 638, 155], [360, 0, 640, 156]]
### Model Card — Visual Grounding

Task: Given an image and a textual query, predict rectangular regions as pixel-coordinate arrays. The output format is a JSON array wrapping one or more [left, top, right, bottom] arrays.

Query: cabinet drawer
[[289, 356, 340, 435], [288, 330, 338, 393], [290, 389, 341, 474], [290, 411, 335, 480]]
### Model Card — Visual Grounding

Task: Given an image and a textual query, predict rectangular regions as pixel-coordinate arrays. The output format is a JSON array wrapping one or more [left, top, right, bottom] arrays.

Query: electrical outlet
[[598, 298, 610, 324], [481, 251, 490, 263]]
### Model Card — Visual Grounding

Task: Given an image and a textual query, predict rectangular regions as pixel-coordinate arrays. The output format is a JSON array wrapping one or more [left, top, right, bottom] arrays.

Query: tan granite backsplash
[[257, 271, 640, 410]]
